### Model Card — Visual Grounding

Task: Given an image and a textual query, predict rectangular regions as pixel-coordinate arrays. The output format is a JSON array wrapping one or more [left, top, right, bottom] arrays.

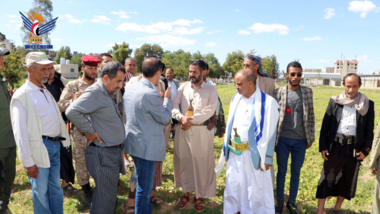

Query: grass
[[8, 83, 380, 213]]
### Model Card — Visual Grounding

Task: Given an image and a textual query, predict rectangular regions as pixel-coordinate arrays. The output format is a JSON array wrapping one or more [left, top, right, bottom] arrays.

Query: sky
[[1, 0, 380, 74]]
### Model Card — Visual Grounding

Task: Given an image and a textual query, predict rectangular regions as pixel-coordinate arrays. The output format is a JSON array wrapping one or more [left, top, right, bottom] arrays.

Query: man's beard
[[288, 78, 300, 87], [190, 75, 202, 84], [84, 71, 95, 81]]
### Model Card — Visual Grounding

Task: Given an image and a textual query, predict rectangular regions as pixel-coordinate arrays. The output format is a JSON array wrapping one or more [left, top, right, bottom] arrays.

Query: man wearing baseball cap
[[58, 55, 100, 206], [10, 52, 70, 214], [0, 47, 16, 214]]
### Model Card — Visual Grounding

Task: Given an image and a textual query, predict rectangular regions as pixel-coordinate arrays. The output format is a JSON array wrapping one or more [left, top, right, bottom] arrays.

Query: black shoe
[[286, 202, 298, 214], [81, 183, 93, 207], [275, 201, 284, 214]]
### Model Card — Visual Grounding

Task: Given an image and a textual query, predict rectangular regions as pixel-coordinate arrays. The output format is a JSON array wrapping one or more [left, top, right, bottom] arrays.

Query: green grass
[[8, 84, 379, 213]]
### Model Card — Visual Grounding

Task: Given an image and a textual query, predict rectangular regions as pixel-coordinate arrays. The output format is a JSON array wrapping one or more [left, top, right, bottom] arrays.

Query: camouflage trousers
[[72, 128, 90, 186]]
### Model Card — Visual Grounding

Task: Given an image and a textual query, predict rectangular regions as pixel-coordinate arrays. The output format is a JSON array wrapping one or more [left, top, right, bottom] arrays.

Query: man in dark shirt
[[0, 47, 16, 214], [160, 62, 168, 89], [44, 68, 76, 193]]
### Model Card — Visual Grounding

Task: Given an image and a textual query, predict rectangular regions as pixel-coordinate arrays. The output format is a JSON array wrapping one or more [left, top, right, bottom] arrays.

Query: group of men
[[0, 46, 379, 214]]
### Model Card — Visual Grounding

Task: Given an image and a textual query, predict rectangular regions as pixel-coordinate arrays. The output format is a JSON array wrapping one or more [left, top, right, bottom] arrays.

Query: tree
[[162, 49, 192, 78], [70, 53, 84, 71], [108, 42, 133, 65], [261, 55, 280, 79], [1, 47, 26, 89], [203, 53, 223, 78], [134, 44, 163, 73], [222, 50, 244, 75], [20, 0, 55, 46], [54, 46, 72, 64]]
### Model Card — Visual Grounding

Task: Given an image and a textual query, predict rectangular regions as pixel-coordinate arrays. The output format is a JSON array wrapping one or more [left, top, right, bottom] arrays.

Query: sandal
[[121, 202, 135, 214], [62, 184, 78, 193], [194, 197, 204, 212], [150, 195, 164, 205], [176, 194, 190, 209]]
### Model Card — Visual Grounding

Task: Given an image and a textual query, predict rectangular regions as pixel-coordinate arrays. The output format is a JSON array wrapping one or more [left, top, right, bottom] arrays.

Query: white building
[[54, 64, 78, 79], [334, 60, 358, 76]]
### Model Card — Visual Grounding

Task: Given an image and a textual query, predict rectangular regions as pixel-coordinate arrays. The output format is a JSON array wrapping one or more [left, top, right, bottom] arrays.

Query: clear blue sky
[[1, 0, 379, 74]]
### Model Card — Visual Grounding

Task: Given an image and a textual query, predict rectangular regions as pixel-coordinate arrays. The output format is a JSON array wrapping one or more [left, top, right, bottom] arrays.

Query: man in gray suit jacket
[[123, 57, 172, 214]]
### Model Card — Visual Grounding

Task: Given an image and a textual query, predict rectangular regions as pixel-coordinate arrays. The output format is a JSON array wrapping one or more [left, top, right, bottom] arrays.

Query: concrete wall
[[54, 64, 79, 79]]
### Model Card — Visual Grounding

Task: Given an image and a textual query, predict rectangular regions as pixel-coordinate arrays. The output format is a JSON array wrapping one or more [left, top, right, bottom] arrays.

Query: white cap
[[25, 52, 56, 65]]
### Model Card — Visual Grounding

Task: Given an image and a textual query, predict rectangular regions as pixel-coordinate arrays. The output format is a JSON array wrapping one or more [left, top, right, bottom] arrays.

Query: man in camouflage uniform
[[58, 55, 100, 206]]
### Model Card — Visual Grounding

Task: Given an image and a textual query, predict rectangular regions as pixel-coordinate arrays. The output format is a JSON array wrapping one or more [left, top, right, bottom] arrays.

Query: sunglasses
[[290, 72, 302, 77]]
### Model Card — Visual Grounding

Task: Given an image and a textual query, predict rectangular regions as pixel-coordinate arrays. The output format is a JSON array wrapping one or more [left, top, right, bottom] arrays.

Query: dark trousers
[[85, 145, 124, 214], [316, 142, 361, 200], [0, 146, 16, 214], [60, 143, 75, 184]]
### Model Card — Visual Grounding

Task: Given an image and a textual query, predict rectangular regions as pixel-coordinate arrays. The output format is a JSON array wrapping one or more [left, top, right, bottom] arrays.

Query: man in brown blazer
[[243, 55, 275, 97]]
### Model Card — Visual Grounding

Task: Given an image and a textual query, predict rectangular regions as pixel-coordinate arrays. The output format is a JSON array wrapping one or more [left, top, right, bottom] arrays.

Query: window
[[71, 68, 74, 72]]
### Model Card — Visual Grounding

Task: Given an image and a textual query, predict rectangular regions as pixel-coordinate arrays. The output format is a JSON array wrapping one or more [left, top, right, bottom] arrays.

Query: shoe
[[286, 202, 298, 214], [81, 183, 93, 207], [275, 201, 284, 214]]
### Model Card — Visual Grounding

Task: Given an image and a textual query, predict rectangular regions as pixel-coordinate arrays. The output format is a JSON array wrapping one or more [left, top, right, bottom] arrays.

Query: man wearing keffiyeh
[[316, 73, 374, 214]]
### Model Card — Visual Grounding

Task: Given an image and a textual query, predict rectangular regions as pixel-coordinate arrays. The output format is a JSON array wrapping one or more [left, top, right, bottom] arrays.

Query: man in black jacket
[[44, 68, 76, 193], [316, 73, 374, 214]]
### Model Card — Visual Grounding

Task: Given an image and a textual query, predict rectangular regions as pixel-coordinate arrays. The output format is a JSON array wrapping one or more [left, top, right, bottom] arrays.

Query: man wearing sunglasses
[[243, 55, 275, 97], [273, 61, 315, 214]]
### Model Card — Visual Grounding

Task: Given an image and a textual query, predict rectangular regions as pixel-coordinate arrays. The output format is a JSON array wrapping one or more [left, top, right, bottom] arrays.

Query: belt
[[192, 120, 209, 126], [89, 142, 124, 149], [231, 140, 250, 152], [42, 135, 66, 141], [334, 135, 354, 145]]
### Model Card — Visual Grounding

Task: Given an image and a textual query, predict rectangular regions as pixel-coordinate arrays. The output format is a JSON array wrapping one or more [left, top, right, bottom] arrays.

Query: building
[[323, 67, 334, 73], [54, 63, 78, 79], [304, 69, 322, 73], [360, 74, 380, 88], [334, 60, 358, 76], [303, 72, 342, 86]]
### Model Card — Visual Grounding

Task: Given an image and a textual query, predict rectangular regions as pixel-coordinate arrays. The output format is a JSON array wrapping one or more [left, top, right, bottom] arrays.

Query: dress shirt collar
[[242, 89, 256, 103], [26, 79, 45, 91], [140, 78, 155, 89], [97, 79, 114, 98], [191, 81, 205, 89]]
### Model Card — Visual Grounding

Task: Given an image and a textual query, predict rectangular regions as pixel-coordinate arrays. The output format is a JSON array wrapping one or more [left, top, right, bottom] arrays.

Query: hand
[[371, 168, 378, 175], [179, 123, 187, 130], [8, 89, 16, 98], [260, 164, 271, 171], [85, 133, 102, 146], [321, 150, 329, 161], [164, 85, 171, 99], [180, 116, 193, 130], [220, 131, 225, 138], [73, 91, 83, 101], [180, 116, 193, 126], [306, 143, 311, 149], [25, 165, 39, 178], [356, 151, 365, 160]]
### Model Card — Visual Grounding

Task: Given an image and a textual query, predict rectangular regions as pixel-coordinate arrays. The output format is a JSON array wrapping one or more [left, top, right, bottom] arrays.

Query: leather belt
[[334, 135, 354, 145], [89, 142, 124, 149], [192, 120, 209, 126], [42, 135, 66, 141], [231, 140, 249, 152]]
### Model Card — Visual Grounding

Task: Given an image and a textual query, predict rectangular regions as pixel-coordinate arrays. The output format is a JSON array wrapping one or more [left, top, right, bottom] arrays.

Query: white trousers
[[224, 151, 274, 214]]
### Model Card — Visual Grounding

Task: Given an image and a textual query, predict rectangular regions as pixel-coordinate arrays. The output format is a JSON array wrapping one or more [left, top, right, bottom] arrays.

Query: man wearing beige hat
[[10, 52, 70, 214]]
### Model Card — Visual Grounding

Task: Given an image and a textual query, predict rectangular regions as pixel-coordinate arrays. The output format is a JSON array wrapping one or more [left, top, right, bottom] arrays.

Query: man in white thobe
[[215, 69, 279, 214]]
